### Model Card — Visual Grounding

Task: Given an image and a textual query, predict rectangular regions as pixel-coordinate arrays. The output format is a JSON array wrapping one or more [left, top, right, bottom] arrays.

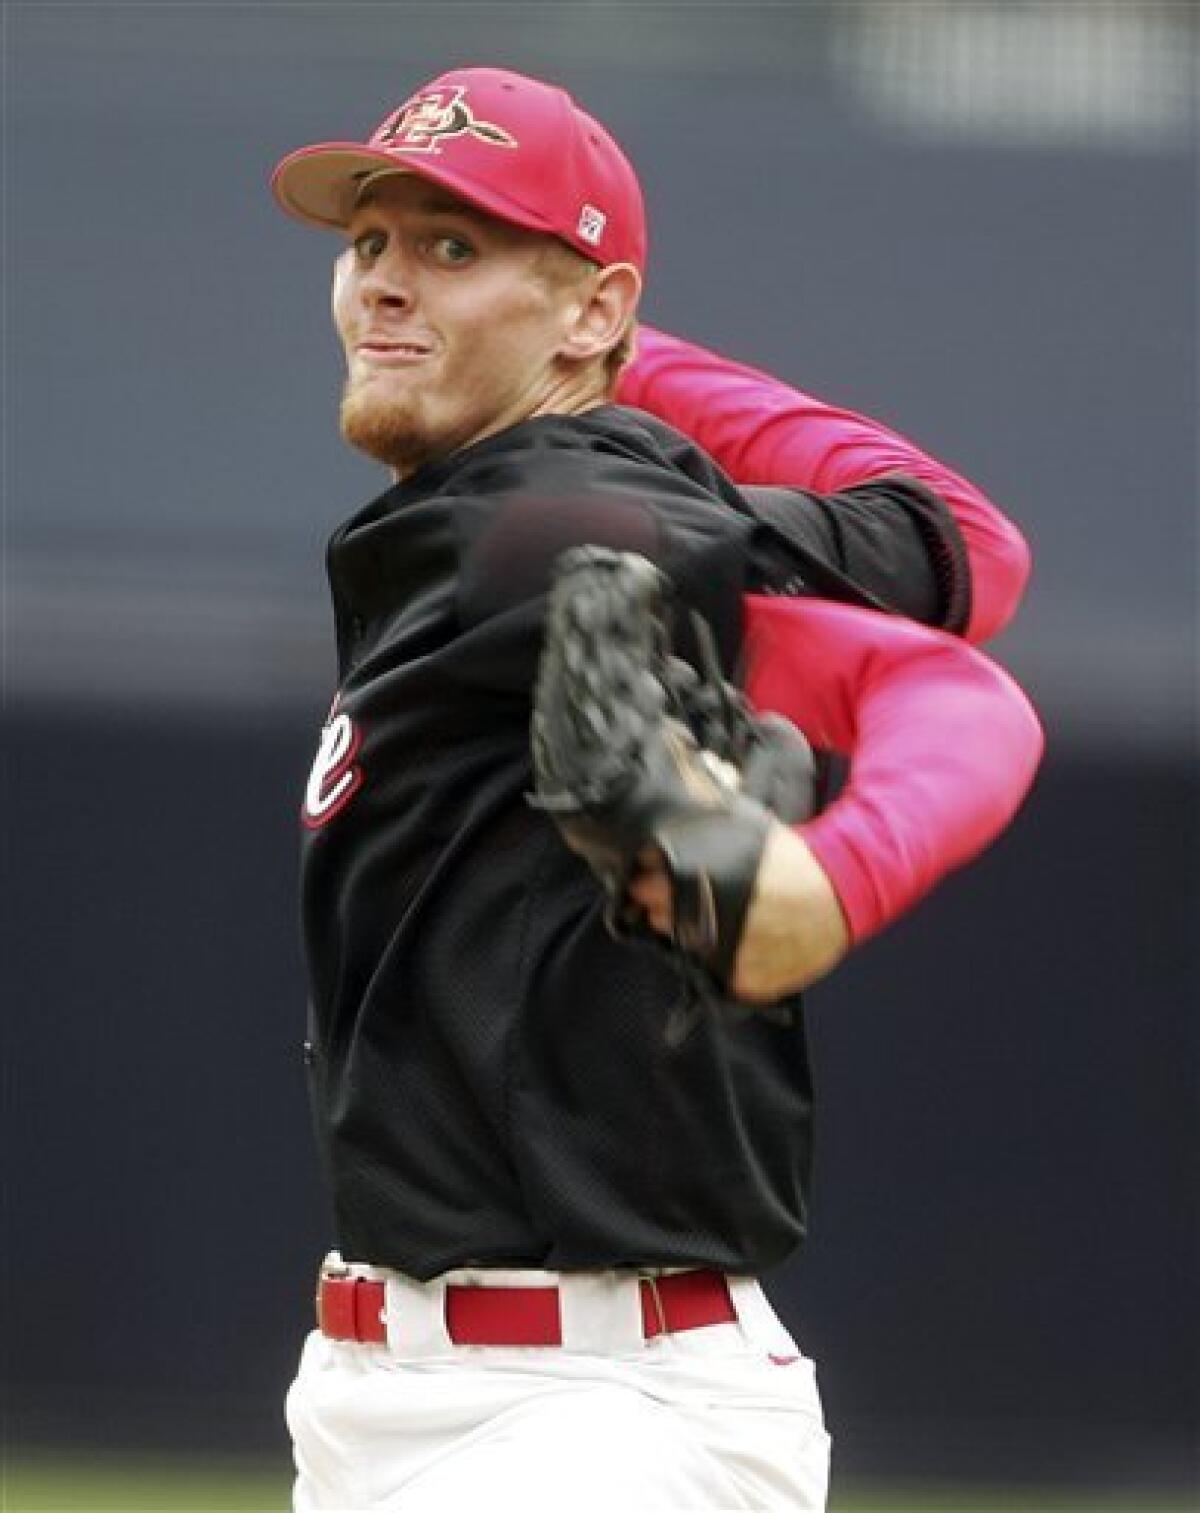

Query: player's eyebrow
[[414, 190, 487, 219], [351, 178, 493, 226]]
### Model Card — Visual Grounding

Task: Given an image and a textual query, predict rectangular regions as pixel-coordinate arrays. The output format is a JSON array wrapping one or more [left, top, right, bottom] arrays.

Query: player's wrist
[[731, 822, 851, 1002]]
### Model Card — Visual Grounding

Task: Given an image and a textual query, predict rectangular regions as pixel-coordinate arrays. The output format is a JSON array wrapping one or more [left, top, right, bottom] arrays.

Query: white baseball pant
[[286, 1261, 830, 1511]]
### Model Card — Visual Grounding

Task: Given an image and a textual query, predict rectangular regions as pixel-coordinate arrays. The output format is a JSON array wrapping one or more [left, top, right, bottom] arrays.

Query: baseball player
[[271, 66, 1042, 1510]]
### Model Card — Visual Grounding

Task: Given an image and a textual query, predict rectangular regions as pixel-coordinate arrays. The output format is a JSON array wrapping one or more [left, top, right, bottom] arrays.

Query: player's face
[[332, 176, 590, 476]]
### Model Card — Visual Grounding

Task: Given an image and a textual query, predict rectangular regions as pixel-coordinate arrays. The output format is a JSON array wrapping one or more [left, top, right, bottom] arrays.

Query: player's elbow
[[952, 656, 1045, 845], [965, 517, 1033, 644], [998, 672, 1044, 810]]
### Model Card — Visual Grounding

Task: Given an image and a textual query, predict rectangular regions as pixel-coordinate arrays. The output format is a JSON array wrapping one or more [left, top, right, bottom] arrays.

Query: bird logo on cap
[[376, 86, 517, 155]]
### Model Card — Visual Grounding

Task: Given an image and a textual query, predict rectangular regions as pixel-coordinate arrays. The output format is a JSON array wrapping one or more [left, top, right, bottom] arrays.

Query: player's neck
[[528, 365, 611, 423], [387, 373, 611, 484]]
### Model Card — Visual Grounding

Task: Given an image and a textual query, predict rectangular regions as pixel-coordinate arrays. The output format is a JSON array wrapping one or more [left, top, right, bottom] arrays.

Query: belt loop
[[383, 1271, 455, 1359], [556, 1271, 645, 1352], [726, 1276, 797, 1355], [321, 1250, 350, 1276]]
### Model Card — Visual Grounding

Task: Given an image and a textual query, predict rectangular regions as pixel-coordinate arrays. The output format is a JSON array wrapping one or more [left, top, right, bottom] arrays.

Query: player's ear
[[331, 246, 355, 326], [558, 263, 641, 367]]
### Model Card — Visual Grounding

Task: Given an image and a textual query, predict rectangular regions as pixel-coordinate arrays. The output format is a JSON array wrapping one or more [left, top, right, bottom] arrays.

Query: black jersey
[[299, 405, 962, 1280]]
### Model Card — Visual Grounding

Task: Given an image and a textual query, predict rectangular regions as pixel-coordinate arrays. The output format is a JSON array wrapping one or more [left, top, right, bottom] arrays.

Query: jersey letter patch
[[303, 705, 364, 829]]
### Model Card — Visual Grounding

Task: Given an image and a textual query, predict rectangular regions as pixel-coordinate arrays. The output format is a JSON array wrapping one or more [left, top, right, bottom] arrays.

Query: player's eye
[[351, 228, 388, 263], [425, 233, 475, 268]]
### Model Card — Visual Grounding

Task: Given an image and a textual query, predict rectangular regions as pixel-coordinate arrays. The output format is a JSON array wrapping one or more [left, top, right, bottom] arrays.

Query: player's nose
[[358, 249, 416, 311]]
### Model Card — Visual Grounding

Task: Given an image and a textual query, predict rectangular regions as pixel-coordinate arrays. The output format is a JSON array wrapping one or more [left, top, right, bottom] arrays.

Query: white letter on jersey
[[303, 709, 363, 829]]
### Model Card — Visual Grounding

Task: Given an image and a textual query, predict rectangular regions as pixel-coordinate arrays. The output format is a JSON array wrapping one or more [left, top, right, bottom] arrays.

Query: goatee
[[339, 382, 429, 474]]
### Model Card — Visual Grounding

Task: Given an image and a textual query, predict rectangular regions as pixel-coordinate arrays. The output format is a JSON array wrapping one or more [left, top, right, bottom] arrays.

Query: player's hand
[[627, 823, 850, 1002], [531, 547, 822, 1001]]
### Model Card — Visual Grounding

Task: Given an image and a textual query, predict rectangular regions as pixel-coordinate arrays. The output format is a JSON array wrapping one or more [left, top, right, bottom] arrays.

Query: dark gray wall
[[6, 3, 1196, 1496]]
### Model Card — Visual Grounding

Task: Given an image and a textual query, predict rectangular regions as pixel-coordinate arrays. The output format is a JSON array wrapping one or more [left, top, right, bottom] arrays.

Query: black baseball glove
[[530, 546, 817, 1024]]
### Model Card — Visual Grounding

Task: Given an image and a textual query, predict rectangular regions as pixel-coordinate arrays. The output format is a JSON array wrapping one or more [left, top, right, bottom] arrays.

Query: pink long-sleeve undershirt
[[617, 326, 1031, 644], [742, 594, 1043, 942]]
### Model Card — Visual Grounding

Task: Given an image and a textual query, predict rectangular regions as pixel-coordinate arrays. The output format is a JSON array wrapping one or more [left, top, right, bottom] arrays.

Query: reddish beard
[[339, 377, 431, 474]]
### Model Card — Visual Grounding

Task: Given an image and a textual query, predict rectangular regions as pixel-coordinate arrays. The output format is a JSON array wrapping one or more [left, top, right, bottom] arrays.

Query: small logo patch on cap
[[577, 204, 607, 246], [377, 86, 517, 155]]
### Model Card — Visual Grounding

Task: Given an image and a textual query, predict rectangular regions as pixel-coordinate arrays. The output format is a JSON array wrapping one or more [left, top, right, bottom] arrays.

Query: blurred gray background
[[5, 1, 1197, 1504]]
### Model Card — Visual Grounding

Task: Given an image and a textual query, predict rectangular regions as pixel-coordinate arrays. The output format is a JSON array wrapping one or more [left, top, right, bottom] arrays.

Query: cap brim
[[271, 140, 573, 249], [271, 143, 430, 229]]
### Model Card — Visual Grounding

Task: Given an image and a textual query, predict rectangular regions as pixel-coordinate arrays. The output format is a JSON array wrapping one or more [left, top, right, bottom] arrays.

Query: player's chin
[[339, 387, 427, 470]]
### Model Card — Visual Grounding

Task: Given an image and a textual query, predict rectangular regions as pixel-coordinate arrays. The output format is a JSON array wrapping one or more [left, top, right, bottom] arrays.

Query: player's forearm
[[742, 594, 1044, 944], [619, 325, 1031, 643], [730, 823, 850, 1002]]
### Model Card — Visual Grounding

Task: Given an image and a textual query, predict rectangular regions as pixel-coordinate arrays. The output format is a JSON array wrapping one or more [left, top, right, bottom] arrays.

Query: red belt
[[317, 1268, 737, 1347]]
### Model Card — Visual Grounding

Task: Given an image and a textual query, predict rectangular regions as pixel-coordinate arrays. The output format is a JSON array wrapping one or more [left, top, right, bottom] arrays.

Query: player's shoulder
[[448, 409, 757, 647], [442, 406, 737, 501], [573, 405, 736, 489]]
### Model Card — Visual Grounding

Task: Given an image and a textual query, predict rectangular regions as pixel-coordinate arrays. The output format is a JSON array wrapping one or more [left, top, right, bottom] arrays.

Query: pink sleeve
[[618, 325, 1031, 644], [741, 594, 1043, 942]]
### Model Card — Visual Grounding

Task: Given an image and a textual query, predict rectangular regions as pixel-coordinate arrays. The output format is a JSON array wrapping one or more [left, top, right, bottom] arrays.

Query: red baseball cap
[[271, 66, 646, 273]]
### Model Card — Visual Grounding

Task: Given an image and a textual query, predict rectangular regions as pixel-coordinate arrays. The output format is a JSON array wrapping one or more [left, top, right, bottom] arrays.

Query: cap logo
[[577, 205, 607, 247], [376, 86, 517, 156]]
